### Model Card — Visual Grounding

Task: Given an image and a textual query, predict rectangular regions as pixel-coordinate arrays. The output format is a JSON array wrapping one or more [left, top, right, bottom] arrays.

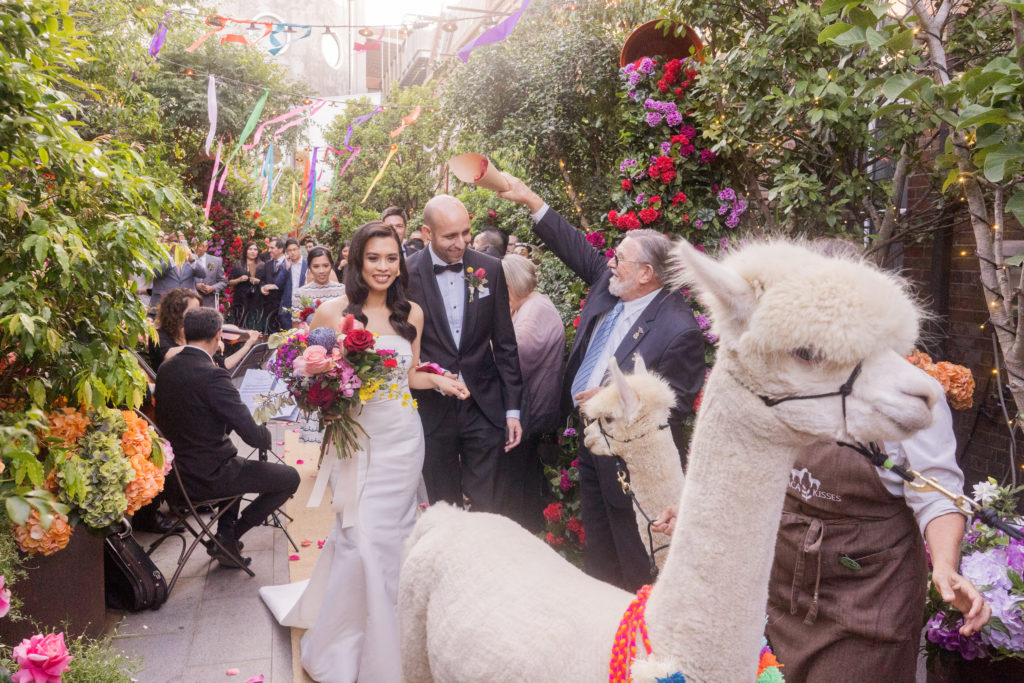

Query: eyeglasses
[[609, 250, 647, 268]]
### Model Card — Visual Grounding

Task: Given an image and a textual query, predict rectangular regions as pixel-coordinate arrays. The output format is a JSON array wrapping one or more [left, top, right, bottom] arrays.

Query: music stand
[[229, 342, 272, 383]]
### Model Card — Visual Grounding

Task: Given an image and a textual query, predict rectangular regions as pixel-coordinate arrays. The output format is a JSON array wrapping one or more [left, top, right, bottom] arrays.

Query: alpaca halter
[[753, 361, 862, 416]]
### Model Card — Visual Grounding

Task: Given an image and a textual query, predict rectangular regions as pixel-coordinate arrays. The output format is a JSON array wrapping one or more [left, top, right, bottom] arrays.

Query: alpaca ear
[[670, 239, 755, 331], [608, 357, 641, 420]]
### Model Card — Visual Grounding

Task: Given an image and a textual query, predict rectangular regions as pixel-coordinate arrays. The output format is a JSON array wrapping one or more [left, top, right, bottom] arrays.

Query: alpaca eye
[[792, 347, 819, 363]]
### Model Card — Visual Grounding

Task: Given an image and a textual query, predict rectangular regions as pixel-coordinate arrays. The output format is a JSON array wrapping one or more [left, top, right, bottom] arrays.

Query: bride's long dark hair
[[343, 221, 416, 342]]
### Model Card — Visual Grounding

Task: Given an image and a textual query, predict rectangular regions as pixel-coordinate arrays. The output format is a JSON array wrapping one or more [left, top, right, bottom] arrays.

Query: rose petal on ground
[[226, 669, 240, 676], [301, 539, 312, 547], [317, 539, 326, 549], [275, 441, 284, 445], [296, 459, 304, 464], [246, 676, 265, 683], [289, 554, 300, 561]]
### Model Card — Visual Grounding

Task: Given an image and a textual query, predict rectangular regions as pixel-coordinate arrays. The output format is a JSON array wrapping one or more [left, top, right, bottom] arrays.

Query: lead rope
[[615, 460, 670, 579]]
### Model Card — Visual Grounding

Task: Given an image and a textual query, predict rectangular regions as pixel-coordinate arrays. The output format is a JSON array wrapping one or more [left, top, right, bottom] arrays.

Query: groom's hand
[[504, 417, 522, 452]]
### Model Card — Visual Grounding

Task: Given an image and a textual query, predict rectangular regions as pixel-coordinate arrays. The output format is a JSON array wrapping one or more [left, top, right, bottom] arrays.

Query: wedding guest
[[259, 237, 288, 333], [334, 240, 351, 284], [150, 232, 206, 306], [155, 307, 300, 567], [381, 206, 409, 247], [193, 240, 227, 309], [498, 254, 565, 531], [278, 238, 307, 330], [404, 232, 425, 257], [301, 235, 316, 259], [475, 225, 508, 258], [293, 247, 346, 323], [507, 234, 519, 255], [498, 173, 705, 592], [227, 242, 265, 330]]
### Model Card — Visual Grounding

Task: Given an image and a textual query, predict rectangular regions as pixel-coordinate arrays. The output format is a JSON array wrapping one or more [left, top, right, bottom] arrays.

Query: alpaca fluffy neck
[[613, 417, 684, 570], [644, 364, 803, 681]]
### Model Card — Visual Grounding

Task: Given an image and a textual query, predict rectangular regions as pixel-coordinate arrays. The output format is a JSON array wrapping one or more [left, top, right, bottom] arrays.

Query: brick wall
[[900, 201, 1022, 486]]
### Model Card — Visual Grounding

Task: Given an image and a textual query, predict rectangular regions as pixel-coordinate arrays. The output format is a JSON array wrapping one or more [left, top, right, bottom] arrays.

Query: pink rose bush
[[0, 575, 9, 618], [11, 632, 72, 683]]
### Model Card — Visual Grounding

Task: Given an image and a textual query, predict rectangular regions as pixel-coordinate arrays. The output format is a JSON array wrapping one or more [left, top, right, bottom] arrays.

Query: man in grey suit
[[498, 173, 705, 592], [150, 232, 206, 306], [193, 240, 227, 309]]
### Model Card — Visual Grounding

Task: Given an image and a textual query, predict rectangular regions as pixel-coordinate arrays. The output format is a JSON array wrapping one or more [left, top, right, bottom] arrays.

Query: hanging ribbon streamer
[[326, 106, 384, 181], [259, 142, 275, 210], [219, 88, 270, 189], [300, 149, 317, 230], [362, 107, 423, 204], [267, 23, 313, 56], [290, 181, 299, 229], [274, 99, 327, 140], [204, 75, 218, 155], [186, 15, 273, 52], [204, 138, 223, 219], [243, 101, 317, 151], [148, 12, 170, 58], [457, 0, 531, 62]]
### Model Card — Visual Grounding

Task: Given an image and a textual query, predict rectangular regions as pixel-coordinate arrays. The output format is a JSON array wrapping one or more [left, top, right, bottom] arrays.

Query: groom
[[407, 195, 524, 512]]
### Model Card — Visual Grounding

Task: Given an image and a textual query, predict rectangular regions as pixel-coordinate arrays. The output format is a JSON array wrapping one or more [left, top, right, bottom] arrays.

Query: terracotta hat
[[448, 153, 510, 193], [619, 20, 704, 67]]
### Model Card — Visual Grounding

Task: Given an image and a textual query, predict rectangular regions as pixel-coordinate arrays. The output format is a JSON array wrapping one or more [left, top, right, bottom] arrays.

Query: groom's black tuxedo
[[407, 246, 524, 510]]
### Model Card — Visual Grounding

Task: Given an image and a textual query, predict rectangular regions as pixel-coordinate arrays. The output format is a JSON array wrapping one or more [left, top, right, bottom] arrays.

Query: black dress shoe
[[132, 511, 185, 534], [207, 532, 251, 569]]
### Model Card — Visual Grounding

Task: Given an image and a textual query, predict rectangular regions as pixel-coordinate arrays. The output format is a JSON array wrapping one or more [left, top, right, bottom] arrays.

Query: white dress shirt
[[584, 288, 661, 390], [290, 259, 303, 293]]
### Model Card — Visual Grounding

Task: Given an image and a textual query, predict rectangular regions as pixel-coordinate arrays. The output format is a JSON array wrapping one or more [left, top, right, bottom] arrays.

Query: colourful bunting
[[219, 88, 270, 188], [204, 138, 222, 219], [204, 75, 217, 155], [457, 0, 531, 63], [148, 12, 169, 58], [268, 23, 313, 56]]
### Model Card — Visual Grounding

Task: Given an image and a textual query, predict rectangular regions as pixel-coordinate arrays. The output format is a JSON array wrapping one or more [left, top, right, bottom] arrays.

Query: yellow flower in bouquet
[[124, 453, 165, 515], [45, 405, 90, 446], [120, 411, 152, 459], [13, 510, 73, 556]]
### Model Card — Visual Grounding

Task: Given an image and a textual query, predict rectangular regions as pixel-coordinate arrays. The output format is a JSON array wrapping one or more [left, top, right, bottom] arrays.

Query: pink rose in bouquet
[[0, 575, 10, 618], [12, 632, 72, 683], [295, 345, 335, 377]]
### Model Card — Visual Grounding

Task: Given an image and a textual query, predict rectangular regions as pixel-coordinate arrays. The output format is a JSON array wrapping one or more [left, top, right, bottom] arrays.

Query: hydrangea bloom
[[666, 110, 683, 127], [718, 188, 737, 202], [646, 112, 663, 127], [639, 57, 655, 74]]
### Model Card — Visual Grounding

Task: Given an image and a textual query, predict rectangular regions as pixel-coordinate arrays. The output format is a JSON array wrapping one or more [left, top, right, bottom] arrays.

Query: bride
[[259, 221, 469, 683]]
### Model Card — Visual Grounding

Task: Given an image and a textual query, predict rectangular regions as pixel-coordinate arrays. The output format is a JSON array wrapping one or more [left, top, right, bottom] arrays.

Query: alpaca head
[[672, 239, 941, 445], [581, 357, 677, 457]]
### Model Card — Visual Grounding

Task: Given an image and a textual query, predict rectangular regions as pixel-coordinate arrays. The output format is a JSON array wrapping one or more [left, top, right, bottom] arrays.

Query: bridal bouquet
[[924, 479, 1024, 664], [259, 315, 406, 460]]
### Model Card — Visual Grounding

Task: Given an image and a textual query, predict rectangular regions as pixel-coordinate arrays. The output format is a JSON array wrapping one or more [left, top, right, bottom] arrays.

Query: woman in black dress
[[227, 242, 265, 330]]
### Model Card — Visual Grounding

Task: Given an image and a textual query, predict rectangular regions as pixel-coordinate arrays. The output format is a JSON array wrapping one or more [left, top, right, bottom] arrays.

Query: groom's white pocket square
[[479, 287, 490, 299]]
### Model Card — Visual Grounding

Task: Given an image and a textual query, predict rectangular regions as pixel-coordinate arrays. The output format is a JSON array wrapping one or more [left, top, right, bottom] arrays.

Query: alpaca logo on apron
[[789, 467, 842, 503]]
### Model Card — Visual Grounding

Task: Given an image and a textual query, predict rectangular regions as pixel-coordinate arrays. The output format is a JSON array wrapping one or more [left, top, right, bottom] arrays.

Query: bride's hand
[[437, 376, 470, 400]]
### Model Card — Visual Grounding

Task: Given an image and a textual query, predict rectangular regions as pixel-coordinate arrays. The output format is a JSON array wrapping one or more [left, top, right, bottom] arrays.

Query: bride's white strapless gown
[[260, 335, 425, 683]]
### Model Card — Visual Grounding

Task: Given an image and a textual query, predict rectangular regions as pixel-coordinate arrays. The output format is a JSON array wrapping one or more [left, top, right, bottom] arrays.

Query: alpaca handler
[[497, 173, 705, 592], [654, 398, 990, 680]]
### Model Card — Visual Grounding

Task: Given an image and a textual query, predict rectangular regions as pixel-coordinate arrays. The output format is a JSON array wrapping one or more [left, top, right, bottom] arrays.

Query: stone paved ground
[[106, 422, 293, 683]]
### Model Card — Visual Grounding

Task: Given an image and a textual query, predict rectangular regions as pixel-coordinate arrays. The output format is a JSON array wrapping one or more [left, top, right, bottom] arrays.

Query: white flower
[[972, 480, 1000, 505]]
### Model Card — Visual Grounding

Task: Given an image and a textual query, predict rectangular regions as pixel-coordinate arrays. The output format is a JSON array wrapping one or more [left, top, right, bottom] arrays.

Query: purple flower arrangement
[[924, 480, 1024, 663]]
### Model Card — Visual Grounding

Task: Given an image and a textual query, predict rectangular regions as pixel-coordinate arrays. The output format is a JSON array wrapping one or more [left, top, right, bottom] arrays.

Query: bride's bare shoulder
[[310, 296, 348, 330]]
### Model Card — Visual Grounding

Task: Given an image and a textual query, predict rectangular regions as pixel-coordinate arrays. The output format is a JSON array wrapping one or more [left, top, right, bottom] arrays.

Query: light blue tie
[[571, 301, 624, 403]]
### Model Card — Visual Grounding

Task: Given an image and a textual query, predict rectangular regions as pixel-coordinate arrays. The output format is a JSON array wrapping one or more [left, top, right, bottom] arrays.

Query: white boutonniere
[[465, 267, 489, 302]]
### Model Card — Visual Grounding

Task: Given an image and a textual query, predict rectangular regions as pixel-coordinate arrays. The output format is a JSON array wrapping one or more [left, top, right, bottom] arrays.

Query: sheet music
[[237, 369, 299, 421]]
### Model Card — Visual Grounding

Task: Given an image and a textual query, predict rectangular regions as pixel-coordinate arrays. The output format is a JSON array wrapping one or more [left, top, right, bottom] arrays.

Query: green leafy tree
[[0, 1, 190, 518]]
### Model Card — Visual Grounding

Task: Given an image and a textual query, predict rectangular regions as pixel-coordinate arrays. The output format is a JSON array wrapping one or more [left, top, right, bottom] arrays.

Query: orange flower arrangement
[[905, 350, 975, 410], [45, 405, 90, 446], [13, 510, 73, 556], [124, 454, 165, 515], [120, 410, 152, 459]]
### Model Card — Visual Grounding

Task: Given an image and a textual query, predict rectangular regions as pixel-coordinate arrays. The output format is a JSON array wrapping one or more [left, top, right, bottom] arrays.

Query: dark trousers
[[578, 446, 653, 593], [422, 398, 504, 512], [187, 458, 300, 538], [496, 432, 546, 532]]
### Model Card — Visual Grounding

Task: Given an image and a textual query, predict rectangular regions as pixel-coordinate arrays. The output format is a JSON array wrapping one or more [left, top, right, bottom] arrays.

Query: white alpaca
[[399, 239, 942, 682], [580, 356, 683, 572]]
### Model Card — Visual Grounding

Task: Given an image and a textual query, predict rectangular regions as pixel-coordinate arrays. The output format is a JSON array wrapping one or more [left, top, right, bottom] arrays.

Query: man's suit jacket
[[194, 254, 226, 308], [154, 346, 271, 498], [258, 258, 287, 319], [407, 247, 524, 430], [277, 259, 307, 328], [534, 209, 705, 509], [150, 258, 207, 305]]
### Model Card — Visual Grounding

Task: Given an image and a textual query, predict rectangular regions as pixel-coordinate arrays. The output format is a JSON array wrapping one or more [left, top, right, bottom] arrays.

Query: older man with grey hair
[[497, 173, 706, 593]]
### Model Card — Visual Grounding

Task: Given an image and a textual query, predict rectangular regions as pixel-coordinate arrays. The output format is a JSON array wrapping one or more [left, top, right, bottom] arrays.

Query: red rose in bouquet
[[307, 381, 339, 408], [344, 329, 375, 353]]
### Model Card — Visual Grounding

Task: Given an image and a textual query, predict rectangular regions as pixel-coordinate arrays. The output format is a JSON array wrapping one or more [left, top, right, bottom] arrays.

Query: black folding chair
[[134, 412, 254, 596]]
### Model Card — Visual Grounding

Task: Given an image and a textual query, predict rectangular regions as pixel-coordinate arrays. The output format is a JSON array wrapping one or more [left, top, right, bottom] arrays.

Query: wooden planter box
[[0, 529, 105, 644]]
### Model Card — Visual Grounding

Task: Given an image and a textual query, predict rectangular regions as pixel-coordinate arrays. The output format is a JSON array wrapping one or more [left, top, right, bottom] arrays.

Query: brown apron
[[766, 442, 927, 682]]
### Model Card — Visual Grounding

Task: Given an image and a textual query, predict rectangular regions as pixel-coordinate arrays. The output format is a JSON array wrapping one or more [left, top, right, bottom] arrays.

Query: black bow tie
[[433, 262, 463, 275]]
